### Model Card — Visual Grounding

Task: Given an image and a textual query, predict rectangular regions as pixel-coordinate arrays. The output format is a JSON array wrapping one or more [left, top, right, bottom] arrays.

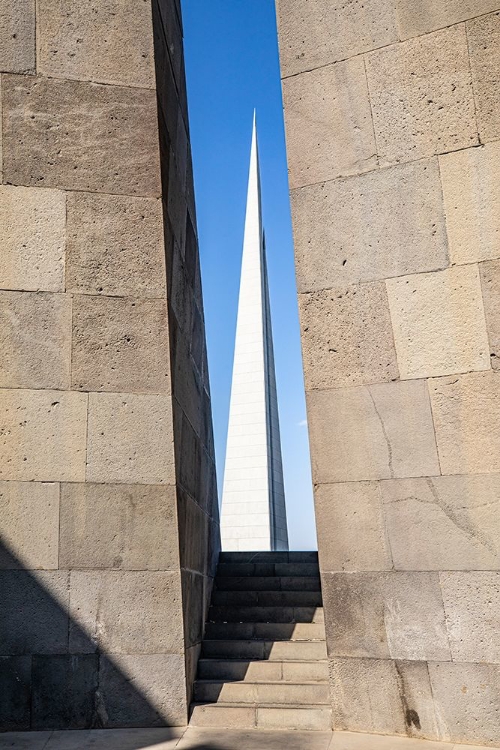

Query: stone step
[[201, 639, 327, 661], [219, 552, 318, 564], [197, 659, 328, 682], [208, 605, 324, 623], [193, 680, 330, 705], [211, 590, 322, 607], [217, 562, 319, 578], [204, 621, 326, 641], [215, 575, 321, 592], [190, 703, 332, 731]]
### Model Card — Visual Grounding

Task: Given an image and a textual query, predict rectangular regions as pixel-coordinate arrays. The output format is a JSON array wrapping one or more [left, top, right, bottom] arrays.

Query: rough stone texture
[[59, 483, 179, 571], [365, 25, 478, 165], [276, 0, 398, 77], [299, 283, 399, 390], [66, 192, 166, 298], [2, 74, 161, 196], [282, 57, 376, 189], [0, 389, 87, 482], [307, 380, 440, 483], [0, 0, 35, 73], [386, 266, 490, 379], [0, 291, 71, 390], [37, 0, 155, 88], [440, 143, 500, 266], [468, 12, 500, 143], [71, 296, 170, 393], [480, 259, 500, 369], [31, 655, 98, 730], [0, 481, 59, 570], [0, 185, 65, 293], [292, 159, 448, 292], [429, 371, 500, 475], [395, 0, 500, 39], [0, 655, 31, 730]]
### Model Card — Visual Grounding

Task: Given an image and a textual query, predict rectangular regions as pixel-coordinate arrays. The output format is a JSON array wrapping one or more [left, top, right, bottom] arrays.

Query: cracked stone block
[[395, 0, 500, 39], [0, 0, 35, 73], [0, 656, 31, 730], [480, 260, 500, 370], [468, 12, 500, 143], [31, 654, 98, 730]]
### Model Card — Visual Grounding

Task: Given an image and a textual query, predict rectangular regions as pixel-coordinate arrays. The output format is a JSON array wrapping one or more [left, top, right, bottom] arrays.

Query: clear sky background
[[181, 0, 317, 550]]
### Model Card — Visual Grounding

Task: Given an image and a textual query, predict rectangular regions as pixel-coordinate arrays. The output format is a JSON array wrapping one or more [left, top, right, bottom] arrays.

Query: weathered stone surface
[[395, 0, 500, 39], [0, 291, 71, 390], [69, 571, 183, 654], [71, 296, 170, 394], [292, 159, 448, 292], [468, 12, 500, 143], [382, 475, 500, 571], [0, 389, 87, 482], [59, 483, 179, 571], [323, 572, 451, 661], [2, 75, 161, 196], [429, 371, 500, 475], [365, 26, 478, 165], [307, 380, 440, 483], [37, 0, 155, 88], [0, 0, 35, 73], [386, 266, 490, 379], [31, 655, 98, 730], [182, 569, 205, 648], [276, 0, 398, 77], [0, 185, 65, 293], [315, 483, 391, 572], [0, 481, 59, 570], [440, 143, 500, 265], [299, 283, 399, 390], [86, 393, 175, 485], [177, 492, 208, 575], [282, 57, 376, 189], [480, 260, 500, 369], [66, 192, 165, 298], [0, 656, 31, 730]]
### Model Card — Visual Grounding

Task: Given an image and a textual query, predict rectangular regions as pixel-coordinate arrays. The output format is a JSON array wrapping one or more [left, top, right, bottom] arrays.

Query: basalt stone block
[[177, 492, 208, 575], [0, 656, 31, 730], [31, 654, 98, 730], [468, 12, 500, 143], [2, 75, 161, 196], [0, 0, 35, 73], [480, 260, 500, 369], [365, 25, 478, 165], [395, 0, 500, 39], [181, 569, 205, 649]]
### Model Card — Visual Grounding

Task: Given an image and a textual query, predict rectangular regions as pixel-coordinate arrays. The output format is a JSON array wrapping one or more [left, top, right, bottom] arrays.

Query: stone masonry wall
[[0, 0, 219, 730], [276, 1, 500, 746]]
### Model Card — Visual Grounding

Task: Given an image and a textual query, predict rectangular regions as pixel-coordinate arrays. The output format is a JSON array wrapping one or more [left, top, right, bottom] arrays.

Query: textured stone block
[[395, 0, 500, 39], [480, 260, 500, 369], [37, 0, 155, 88], [386, 266, 490, 379], [299, 283, 399, 390], [59, 483, 179, 571], [86, 393, 175, 485], [0, 185, 65, 293], [32, 655, 98, 730], [365, 26, 478, 165], [2, 75, 161, 196], [178, 492, 208, 574], [315, 483, 391, 572], [66, 192, 165, 298], [382, 475, 500, 571], [276, 0, 397, 77], [0, 291, 71, 390], [0, 0, 35, 73], [0, 389, 87, 482], [307, 380, 440, 483], [182, 569, 205, 649], [468, 12, 500, 143], [69, 571, 183, 654], [0, 656, 31, 730], [429, 371, 500, 475], [323, 572, 451, 661], [440, 143, 500, 267], [71, 296, 170, 393], [0, 481, 59, 570], [292, 159, 448, 292], [282, 57, 376, 188]]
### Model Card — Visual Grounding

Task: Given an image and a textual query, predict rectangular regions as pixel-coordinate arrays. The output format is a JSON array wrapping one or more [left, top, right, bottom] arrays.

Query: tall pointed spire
[[220, 115, 289, 551]]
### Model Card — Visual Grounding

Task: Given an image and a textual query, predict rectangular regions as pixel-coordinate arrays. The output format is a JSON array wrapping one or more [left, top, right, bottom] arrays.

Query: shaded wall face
[[0, 0, 219, 730], [276, 1, 500, 746]]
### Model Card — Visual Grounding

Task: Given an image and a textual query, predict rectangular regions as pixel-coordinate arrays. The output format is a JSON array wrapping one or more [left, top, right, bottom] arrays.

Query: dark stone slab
[[31, 654, 98, 729], [0, 655, 31, 730]]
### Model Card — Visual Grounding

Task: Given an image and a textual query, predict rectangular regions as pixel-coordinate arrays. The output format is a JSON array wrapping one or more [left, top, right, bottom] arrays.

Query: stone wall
[[276, 1, 500, 746], [0, 0, 219, 730]]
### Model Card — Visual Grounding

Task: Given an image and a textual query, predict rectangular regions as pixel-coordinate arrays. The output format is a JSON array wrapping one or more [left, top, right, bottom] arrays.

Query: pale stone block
[[480, 260, 500, 369], [282, 57, 376, 189], [86, 393, 175, 485], [59, 483, 179, 571], [276, 0, 397, 77], [292, 160, 448, 292], [429, 371, 500, 475], [440, 142, 500, 265], [43, 729, 185, 749], [329, 733, 447, 750], [307, 380, 440, 483], [0, 291, 71, 390], [386, 266, 490, 379], [468, 12, 500, 143], [315, 483, 392, 572], [0, 0, 35, 73], [299, 283, 399, 390], [2, 75, 161, 196], [0, 389, 87, 482], [37, 0, 155, 88], [0, 185, 65, 293], [395, 0, 500, 39], [365, 26, 478, 165], [382, 475, 500, 571], [66, 192, 165, 298], [0, 481, 59, 570]]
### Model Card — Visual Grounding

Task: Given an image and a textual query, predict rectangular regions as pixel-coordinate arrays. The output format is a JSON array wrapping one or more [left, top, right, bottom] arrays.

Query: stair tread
[[191, 702, 330, 709], [198, 658, 327, 663], [195, 679, 328, 685]]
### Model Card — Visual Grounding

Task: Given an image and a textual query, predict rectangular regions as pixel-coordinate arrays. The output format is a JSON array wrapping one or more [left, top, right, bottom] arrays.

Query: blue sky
[[181, 0, 317, 550]]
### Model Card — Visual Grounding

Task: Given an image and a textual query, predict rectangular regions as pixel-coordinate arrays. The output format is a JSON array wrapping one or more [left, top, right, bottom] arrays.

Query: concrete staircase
[[190, 551, 332, 731]]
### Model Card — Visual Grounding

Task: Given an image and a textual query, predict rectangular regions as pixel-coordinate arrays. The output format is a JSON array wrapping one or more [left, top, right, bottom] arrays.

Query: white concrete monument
[[220, 116, 289, 551]]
